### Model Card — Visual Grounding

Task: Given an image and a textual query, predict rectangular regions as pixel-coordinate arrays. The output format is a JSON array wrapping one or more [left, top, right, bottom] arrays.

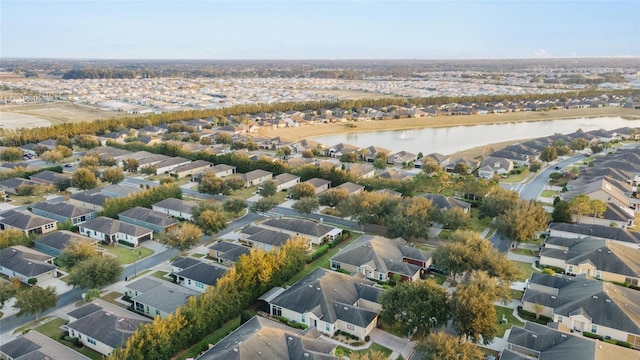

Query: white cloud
[[531, 49, 552, 58]]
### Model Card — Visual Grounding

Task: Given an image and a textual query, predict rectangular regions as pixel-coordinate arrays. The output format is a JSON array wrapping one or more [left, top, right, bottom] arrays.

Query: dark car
[[64, 164, 73, 168]]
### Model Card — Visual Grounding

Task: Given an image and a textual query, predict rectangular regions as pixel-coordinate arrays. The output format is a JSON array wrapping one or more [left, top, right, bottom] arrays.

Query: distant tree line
[[0, 88, 636, 147], [62, 69, 142, 79]]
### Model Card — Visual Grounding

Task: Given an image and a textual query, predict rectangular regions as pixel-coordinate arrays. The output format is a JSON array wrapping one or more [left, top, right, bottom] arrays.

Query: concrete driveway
[[38, 278, 74, 295], [369, 328, 416, 359]]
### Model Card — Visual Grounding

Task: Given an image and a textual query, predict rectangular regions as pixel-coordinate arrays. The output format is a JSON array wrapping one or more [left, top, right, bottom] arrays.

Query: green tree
[[385, 197, 437, 239], [216, 132, 232, 144], [224, 177, 246, 193], [198, 171, 226, 195], [379, 280, 449, 339], [67, 256, 123, 289], [373, 158, 387, 170], [223, 197, 247, 214], [540, 146, 558, 163], [437, 207, 471, 231], [339, 153, 358, 163], [0, 228, 32, 249], [123, 158, 140, 173], [140, 165, 157, 176], [56, 135, 73, 148], [301, 149, 314, 159], [161, 223, 203, 251], [79, 154, 99, 169], [529, 161, 542, 173], [40, 149, 64, 164], [290, 182, 317, 200], [291, 196, 319, 218], [281, 146, 292, 157], [259, 180, 277, 197], [58, 241, 100, 269], [102, 167, 125, 184], [251, 196, 279, 213], [72, 168, 98, 190], [13, 286, 58, 320], [569, 194, 592, 223], [84, 288, 101, 302], [193, 208, 227, 235], [570, 138, 588, 152], [478, 188, 519, 219], [590, 199, 607, 220], [0, 279, 20, 308], [55, 145, 73, 158], [0, 147, 24, 162], [450, 271, 500, 344], [552, 200, 573, 223], [318, 188, 349, 208], [422, 158, 441, 174], [418, 332, 484, 360], [496, 199, 548, 244], [74, 134, 99, 149], [453, 162, 469, 175]]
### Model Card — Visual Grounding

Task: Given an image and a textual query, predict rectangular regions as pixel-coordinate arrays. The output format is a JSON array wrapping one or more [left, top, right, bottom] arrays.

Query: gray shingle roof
[[248, 228, 292, 247], [171, 256, 202, 271], [261, 218, 335, 238], [209, 241, 251, 263], [128, 277, 198, 314], [31, 201, 95, 219], [270, 268, 384, 327], [0, 330, 90, 360], [35, 230, 97, 251], [118, 206, 178, 228], [151, 197, 197, 215], [241, 169, 272, 182], [548, 222, 640, 245], [524, 273, 640, 335], [170, 160, 213, 174], [0, 246, 55, 278], [176, 261, 226, 286], [419, 193, 471, 211], [80, 216, 152, 237], [66, 302, 151, 349], [69, 189, 109, 206], [506, 322, 596, 360], [0, 210, 56, 230], [196, 316, 336, 360]]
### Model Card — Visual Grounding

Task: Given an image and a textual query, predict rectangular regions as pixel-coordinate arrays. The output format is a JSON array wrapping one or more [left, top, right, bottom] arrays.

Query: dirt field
[[259, 107, 640, 142], [0, 112, 51, 130], [0, 101, 127, 127]]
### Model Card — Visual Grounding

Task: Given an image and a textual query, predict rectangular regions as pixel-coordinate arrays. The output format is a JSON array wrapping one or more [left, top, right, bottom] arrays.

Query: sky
[[1, 1, 639, 60]]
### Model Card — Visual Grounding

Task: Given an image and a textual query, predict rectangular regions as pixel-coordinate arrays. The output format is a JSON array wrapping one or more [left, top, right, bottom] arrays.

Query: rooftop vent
[[344, 307, 348, 310], [551, 295, 556, 299], [561, 334, 567, 338], [267, 342, 271, 346], [288, 336, 293, 341], [606, 299, 611, 302], [532, 334, 538, 338], [233, 348, 238, 352]]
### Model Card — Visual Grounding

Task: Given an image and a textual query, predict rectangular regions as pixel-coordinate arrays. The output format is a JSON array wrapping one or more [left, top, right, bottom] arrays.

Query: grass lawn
[[425, 272, 448, 285], [34, 317, 66, 338], [97, 244, 154, 265], [512, 261, 541, 282], [177, 316, 241, 360], [438, 229, 453, 239], [101, 291, 125, 307], [378, 319, 410, 339], [335, 343, 393, 358], [286, 233, 361, 286], [510, 248, 538, 257], [232, 186, 259, 200], [500, 166, 530, 184], [150, 270, 170, 280], [495, 305, 524, 337], [469, 209, 492, 233], [191, 253, 205, 258], [5, 194, 45, 206], [34, 317, 104, 360], [540, 189, 559, 197], [510, 289, 524, 301]]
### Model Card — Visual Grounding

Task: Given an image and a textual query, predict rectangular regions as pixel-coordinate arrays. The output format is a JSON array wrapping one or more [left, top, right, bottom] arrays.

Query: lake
[[311, 116, 640, 155]]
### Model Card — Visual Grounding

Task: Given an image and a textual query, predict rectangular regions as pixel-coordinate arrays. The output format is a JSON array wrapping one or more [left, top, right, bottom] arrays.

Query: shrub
[[518, 309, 552, 325], [364, 335, 370, 342], [307, 244, 330, 263], [583, 331, 604, 341], [27, 278, 37, 285], [118, 240, 136, 248]]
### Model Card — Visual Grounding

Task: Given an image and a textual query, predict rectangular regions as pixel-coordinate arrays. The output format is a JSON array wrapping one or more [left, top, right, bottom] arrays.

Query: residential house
[[325, 143, 360, 158], [547, 222, 640, 249], [329, 235, 431, 282], [239, 226, 301, 252], [443, 158, 480, 174], [31, 200, 97, 225], [0, 245, 56, 284], [260, 218, 343, 245], [304, 178, 331, 195], [266, 268, 384, 340], [570, 202, 635, 229], [489, 149, 533, 167], [29, 170, 70, 186], [420, 193, 472, 213], [347, 163, 376, 179], [34, 230, 99, 258], [387, 151, 418, 166], [360, 146, 392, 162], [66, 299, 151, 356], [69, 185, 143, 211], [195, 316, 336, 360], [169, 160, 213, 179], [272, 173, 300, 192], [477, 156, 514, 179], [0, 178, 41, 194], [208, 241, 251, 266], [502, 321, 639, 360], [153, 157, 191, 174], [563, 178, 632, 211], [239, 169, 273, 187], [0, 329, 90, 360], [376, 168, 413, 181], [118, 206, 179, 233], [522, 273, 640, 348], [291, 139, 324, 154], [0, 209, 57, 236], [540, 237, 640, 285], [172, 258, 227, 293], [151, 197, 198, 221], [125, 277, 198, 319], [79, 216, 153, 247], [335, 182, 364, 195]]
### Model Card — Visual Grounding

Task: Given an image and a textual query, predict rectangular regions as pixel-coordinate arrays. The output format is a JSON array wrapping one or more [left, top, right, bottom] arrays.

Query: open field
[[0, 101, 128, 127], [260, 107, 640, 144]]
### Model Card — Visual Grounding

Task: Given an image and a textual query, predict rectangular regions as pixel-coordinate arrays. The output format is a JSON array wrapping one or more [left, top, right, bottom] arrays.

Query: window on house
[[188, 279, 191, 285], [347, 324, 354, 330], [272, 306, 282, 317], [196, 282, 205, 289], [596, 271, 602, 279], [568, 265, 574, 273], [325, 323, 331, 332], [156, 309, 160, 315], [591, 325, 597, 333], [301, 314, 306, 324], [557, 316, 563, 323], [378, 273, 384, 280], [87, 337, 96, 345]]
